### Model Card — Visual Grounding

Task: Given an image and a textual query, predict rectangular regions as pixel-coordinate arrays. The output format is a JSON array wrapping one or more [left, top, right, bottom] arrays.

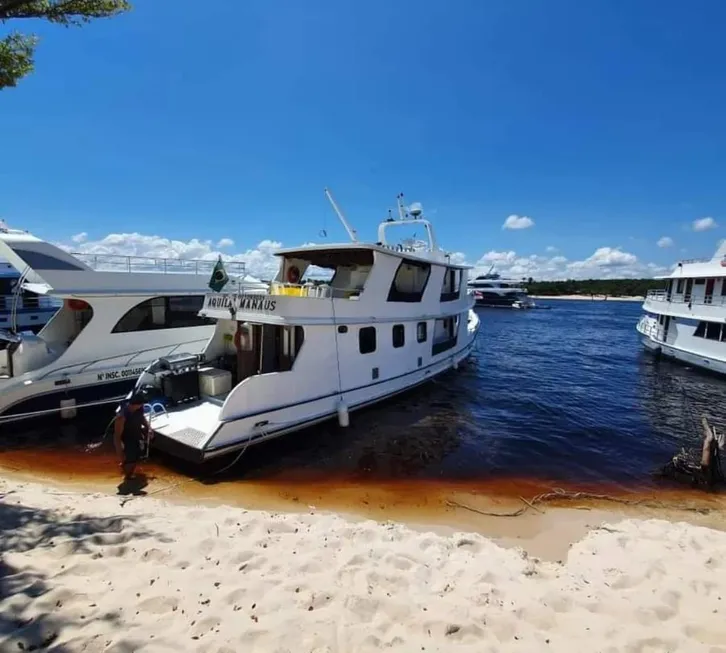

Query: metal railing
[[269, 282, 362, 299], [0, 294, 61, 312], [645, 289, 726, 307], [637, 316, 663, 341], [72, 252, 247, 276]]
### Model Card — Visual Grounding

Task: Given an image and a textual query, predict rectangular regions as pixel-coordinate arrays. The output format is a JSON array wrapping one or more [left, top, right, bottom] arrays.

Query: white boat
[[467, 270, 536, 308], [0, 225, 266, 424], [637, 241, 726, 375], [130, 192, 481, 462], [1, 261, 60, 333]]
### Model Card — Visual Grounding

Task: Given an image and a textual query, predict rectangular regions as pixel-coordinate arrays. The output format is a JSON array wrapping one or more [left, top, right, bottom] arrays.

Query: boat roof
[[0, 226, 258, 296], [275, 242, 472, 270], [656, 241, 726, 279]]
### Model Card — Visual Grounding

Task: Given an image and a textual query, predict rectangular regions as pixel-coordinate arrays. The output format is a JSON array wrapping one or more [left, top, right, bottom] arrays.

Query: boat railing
[[0, 294, 61, 312], [72, 252, 247, 276], [35, 337, 210, 381], [637, 316, 663, 340], [646, 289, 726, 307], [269, 281, 362, 300]]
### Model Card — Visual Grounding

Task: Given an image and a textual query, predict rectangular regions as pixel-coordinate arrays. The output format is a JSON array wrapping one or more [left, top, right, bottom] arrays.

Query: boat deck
[[150, 398, 222, 456]]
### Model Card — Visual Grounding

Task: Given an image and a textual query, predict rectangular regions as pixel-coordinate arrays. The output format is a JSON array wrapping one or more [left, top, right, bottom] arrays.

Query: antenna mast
[[396, 193, 406, 220], [324, 188, 358, 242]]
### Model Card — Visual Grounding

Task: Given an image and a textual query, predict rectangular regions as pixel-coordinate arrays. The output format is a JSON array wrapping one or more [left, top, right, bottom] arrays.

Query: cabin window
[[676, 279, 684, 293], [392, 324, 405, 348], [694, 322, 707, 338], [112, 296, 213, 333], [721, 280, 726, 296], [694, 278, 705, 285], [417, 321, 427, 343], [359, 326, 377, 354], [706, 322, 722, 341], [440, 268, 462, 302], [387, 259, 431, 302], [431, 315, 459, 355]]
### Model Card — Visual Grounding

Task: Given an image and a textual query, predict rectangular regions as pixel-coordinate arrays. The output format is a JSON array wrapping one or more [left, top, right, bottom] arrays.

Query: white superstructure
[[131, 193, 481, 462], [0, 225, 265, 423], [637, 241, 726, 375], [467, 271, 535, 309]]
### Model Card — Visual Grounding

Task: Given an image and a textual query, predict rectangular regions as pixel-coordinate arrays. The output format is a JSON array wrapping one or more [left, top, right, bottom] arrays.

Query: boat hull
[[152, 335, 478, 463]]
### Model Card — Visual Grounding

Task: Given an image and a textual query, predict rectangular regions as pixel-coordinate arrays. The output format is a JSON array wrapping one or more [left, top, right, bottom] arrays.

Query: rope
[[446, 487, 715, 519]]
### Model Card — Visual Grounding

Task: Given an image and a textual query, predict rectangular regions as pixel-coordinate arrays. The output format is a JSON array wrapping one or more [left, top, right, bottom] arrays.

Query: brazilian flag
[[208, 256, 229, 292]]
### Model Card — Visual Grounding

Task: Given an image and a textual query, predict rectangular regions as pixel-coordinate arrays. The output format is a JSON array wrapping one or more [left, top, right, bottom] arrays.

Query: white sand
[[2, 478, 726, 652]]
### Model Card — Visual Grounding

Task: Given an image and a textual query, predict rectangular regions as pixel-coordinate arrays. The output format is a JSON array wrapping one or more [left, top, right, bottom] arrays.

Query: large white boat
[[0, 225, 266, 424], [467, 270, 535, 309], [129, 192, 481, 462], [637, 241, 726, 375]]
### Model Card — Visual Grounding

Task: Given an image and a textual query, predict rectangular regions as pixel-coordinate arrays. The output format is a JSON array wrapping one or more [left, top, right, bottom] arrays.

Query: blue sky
[[2, 0, 725, 279]]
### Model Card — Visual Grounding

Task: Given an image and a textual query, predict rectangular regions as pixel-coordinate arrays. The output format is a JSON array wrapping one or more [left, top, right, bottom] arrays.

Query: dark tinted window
[[677, 279, 684, 293], [694, 278, 705, 285], [387, 259, 430, 302], [359, 326, 376, 354], [392, 324, 405, 348], [417, 321, 427, 343], [12, 249, 85, 271], [706, 322, 721, 340], [694, 322, 706, 338], [113, 296, 212, 333]]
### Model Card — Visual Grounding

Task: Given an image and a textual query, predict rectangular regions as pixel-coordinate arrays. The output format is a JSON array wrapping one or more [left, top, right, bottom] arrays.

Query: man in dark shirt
[[113, 393, 150, 480]]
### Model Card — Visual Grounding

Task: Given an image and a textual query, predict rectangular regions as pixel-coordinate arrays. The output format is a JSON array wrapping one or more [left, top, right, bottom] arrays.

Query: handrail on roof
[[71, 252, 247, 276]]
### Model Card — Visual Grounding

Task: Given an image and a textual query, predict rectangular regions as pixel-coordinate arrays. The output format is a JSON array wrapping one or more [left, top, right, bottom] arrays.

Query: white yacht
[[637, 241, 726, 375], [467, 270, 535, 309], [128, 192, 481, 462], [1, 261, 60, 333], [0, 225, 266, 424]]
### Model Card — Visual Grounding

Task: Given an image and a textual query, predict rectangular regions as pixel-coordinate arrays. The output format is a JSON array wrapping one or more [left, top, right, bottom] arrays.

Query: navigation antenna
[[396, 193, 406, 220], [324, 188, 358, 242]]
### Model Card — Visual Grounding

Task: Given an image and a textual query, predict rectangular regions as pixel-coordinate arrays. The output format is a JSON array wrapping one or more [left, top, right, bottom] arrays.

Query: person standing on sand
[[113, 393, 151, 480]]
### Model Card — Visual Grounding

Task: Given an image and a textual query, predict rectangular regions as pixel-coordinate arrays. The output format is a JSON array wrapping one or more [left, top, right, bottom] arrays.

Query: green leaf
[[0, 32, 37, 89]]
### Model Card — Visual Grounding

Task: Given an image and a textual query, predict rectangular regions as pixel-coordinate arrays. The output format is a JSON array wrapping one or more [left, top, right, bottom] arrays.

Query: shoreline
[[2, 475, 726, 651], [531, 294, 644, 302]]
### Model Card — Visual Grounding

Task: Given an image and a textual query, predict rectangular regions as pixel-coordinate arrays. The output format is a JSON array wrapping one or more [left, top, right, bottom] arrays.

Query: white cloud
[[217, 238, 235, 248], [60, 232, 283, 280], [502, 214, 535, 230], [657, 236, 674, 248], [545, 245, 558, 253], [71, 232, 88, 244], [692, 217, 718, 232], [471, 246, 667, 281]]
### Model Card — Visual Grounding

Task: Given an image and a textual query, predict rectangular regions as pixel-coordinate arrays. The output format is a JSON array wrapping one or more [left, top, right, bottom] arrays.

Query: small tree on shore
[[0, 1, 130, 89]]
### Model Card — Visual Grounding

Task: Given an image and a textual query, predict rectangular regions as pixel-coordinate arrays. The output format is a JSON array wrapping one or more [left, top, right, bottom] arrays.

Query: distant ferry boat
[[0, 261, 60, 333], [637, 241, 726, 375], [467, 271, 535, 309]]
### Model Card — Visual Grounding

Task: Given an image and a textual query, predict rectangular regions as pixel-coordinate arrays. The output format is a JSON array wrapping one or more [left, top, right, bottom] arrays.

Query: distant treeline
[[526, 278, 663, 297]]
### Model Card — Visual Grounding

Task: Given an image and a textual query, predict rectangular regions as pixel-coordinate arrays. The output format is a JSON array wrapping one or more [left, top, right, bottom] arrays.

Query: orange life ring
[[286, 265, 301, 284]]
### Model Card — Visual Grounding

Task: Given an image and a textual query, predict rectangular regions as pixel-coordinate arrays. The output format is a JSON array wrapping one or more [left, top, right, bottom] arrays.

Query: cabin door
[[705, 278, 715, 304], [684, 279, 693, 302]]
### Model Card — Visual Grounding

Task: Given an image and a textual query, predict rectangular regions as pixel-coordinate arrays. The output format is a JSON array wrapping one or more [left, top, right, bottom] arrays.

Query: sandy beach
[[2, 477, 726, 652], [531, 295, 645, 302]]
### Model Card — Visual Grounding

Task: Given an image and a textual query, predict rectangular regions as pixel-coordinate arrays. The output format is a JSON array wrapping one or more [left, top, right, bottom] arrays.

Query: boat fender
[[287, 265, 301, 284], [337, 399, 350, 428]]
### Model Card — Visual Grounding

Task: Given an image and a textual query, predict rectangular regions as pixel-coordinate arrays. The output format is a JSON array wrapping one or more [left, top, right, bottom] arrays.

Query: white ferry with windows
[[467, 270, 535, 309], [637, 241, 726, 375], [129, 193, 481, 462], [0, 225, 265, 424]]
